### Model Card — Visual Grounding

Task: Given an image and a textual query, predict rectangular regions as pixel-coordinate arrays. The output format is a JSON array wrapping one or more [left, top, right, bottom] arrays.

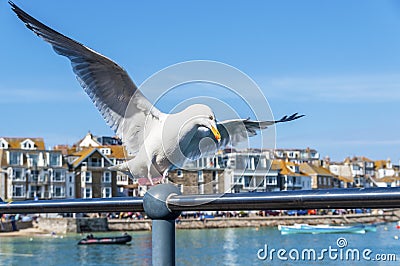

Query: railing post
[[143, 184, 182, 266]]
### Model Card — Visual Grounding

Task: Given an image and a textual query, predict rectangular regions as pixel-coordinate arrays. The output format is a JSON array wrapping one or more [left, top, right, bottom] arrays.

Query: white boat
[[278, 224, 373, 235]]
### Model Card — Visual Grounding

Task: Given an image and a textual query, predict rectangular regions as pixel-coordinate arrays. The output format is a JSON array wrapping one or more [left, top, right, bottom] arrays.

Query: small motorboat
[[278, 224, 369, 235], [78, 233, 132, 245]]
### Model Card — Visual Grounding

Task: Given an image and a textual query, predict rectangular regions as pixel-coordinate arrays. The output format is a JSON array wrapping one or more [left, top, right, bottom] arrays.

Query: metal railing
[[1, 185, 400, 265], [2, 187, 400, 214]]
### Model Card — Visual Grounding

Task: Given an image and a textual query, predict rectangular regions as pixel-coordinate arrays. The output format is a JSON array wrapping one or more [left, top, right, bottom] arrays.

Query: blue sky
[[1, 1, 400, 162]]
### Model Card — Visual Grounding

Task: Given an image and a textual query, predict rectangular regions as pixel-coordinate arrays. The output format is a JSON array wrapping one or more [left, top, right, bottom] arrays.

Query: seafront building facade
[[1, 134, 400, 201], [66, 132, 136, 197], [167, 150, 313, 194], [269, 148, 320, 164], [0, 137, 66, 201]]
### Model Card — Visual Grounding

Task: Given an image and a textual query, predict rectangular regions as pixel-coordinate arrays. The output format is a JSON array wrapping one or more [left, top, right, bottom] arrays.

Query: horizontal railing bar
[[1, 187, 400, 214], [0, 197, 144, 214], [168, 187, 400, 211]]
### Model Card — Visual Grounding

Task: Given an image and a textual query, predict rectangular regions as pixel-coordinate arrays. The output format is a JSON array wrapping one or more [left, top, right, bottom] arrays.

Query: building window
[[27, 154, 39, 167], [178, 184, 183, 193], [12, 168, 24, 181], [177, 170, 183, 178], [9, 152, 22, 165], [53, 170, 65, 182], [102, 187, 112, 198], [69, 186, 73, 197], [117, 175, 128, 183], [21, 139, 35, 150], [49, 153, 61, 167], [100, 148, 111, 155], [244, 176, 252, 188], [30, 169, 39, 182], [83, 187, 92, 198], [0, 139, 8, 149], [13, 185, 25, 197], [29, 185, 40, 198], [102, 171, 112, 183], [198, 171, 204, 182], [53, 186, 65, 198], [246, 158, 255, 170], [83, 171, 92, 183], [266, 176, 277, 185]]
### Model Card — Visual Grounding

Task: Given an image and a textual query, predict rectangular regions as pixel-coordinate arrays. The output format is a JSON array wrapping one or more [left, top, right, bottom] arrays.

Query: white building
[[0, 137, 67, 201]]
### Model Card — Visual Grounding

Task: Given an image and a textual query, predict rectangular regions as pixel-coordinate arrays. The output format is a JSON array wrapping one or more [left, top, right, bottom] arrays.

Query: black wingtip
[[277, 113, 305, 123], [9, 1, 29, 24], [9, 1, 19, 12]]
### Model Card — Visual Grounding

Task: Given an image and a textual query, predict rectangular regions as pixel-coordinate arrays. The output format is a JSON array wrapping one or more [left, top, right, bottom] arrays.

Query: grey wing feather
[[218, 113, 304, 145], [10, 2, 161, 155], [184, 113, 304, 160]]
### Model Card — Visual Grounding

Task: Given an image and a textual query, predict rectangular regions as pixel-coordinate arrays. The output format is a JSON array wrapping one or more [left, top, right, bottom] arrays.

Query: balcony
[[52, 175, 66, 182], [11, 176, 26, 182]]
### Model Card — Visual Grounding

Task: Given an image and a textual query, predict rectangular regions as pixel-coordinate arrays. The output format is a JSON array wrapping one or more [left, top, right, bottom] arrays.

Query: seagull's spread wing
[[183, 113, 304, 160], [10, 2, 161, 155]]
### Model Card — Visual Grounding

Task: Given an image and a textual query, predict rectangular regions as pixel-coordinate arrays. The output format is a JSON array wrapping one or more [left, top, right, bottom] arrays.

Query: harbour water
[[0, 223, 399, 265]]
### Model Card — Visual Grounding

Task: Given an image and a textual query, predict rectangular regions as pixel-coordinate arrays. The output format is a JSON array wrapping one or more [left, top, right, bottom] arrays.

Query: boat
[[362, 224, 377, 232], [78, 233, 132, 245], [278, 224, 369, 235]]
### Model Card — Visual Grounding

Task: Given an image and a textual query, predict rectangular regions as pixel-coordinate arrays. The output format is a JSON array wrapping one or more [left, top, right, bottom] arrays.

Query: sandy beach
[[0, 227, 49, 237]]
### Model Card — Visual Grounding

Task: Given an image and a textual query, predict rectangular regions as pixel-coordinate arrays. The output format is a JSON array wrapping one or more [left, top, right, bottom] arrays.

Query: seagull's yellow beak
[[211, 126, 221, 142]]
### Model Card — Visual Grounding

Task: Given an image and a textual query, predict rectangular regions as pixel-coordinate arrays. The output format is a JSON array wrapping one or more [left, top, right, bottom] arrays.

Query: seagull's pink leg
[[147, 164, 154, 186]]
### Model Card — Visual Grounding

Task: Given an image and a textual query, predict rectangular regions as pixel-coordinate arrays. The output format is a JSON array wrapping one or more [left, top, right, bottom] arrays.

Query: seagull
[[9, 2, 304, 185]]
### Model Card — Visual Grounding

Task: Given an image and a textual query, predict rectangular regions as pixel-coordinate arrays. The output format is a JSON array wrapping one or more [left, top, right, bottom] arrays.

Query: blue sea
[[0, 223, 399, 265]]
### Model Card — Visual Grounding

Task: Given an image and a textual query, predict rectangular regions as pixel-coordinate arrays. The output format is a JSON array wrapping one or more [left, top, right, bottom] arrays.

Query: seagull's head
[[185, 104, 221, 142]]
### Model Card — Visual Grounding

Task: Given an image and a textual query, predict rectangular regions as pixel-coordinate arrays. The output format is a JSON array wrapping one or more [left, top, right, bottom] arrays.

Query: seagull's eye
[[209, 115, 214, 120]]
